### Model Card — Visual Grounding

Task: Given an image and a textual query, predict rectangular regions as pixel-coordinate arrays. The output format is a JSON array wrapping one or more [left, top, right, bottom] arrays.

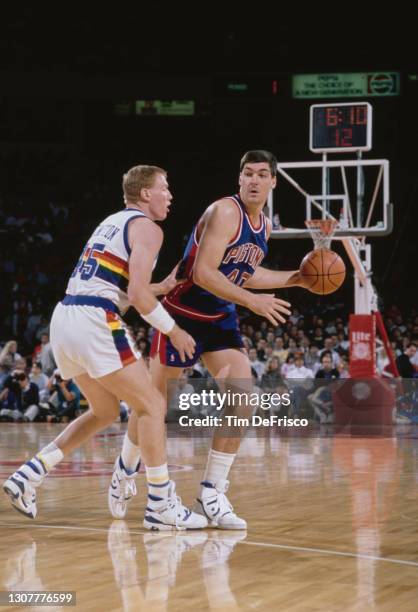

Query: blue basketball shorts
[[150, 309, 244, 368]]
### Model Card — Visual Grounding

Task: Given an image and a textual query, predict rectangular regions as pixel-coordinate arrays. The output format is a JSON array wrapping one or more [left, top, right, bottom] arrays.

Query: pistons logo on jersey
[[222, 242, 265, 287], [223, 243, 265, 269]]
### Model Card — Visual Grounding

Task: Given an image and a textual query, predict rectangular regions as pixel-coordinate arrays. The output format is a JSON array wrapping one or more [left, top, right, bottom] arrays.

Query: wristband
[[141, 302, 175, 334]]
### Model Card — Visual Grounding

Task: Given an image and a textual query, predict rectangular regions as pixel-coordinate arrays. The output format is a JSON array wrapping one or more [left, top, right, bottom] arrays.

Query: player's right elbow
[[128, 285, 144, 310], [192, 266, 209, 289], [127, 284, 138, 305], [128, 283, 154, 313]]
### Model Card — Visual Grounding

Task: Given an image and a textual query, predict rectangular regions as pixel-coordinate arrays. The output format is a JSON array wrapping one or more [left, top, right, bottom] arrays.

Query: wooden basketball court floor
[[1, 422, 418, 611]]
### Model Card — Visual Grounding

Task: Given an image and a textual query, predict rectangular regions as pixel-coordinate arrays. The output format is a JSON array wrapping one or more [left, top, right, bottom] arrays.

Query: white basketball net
[[305, 219, 338, 250]]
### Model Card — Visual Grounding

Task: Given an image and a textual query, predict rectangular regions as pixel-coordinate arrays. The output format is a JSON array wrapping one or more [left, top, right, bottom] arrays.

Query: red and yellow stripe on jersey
[[82, 248, 130, 292]]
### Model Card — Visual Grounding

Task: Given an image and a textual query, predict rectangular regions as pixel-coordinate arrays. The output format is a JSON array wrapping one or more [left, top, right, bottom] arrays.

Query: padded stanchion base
[[332, 377, 395, 430]]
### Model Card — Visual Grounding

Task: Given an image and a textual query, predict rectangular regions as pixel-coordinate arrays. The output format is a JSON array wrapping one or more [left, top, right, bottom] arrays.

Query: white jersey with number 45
[[66, 208, 146, 314]]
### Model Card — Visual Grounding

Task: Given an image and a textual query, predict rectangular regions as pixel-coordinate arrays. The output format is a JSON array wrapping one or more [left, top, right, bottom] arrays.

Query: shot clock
[[310, 102, 372, 153]]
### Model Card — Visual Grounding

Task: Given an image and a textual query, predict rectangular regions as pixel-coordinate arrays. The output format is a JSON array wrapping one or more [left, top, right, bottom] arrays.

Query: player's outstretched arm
[[193, 200, 291, 327], [242, 266, 309, 289]]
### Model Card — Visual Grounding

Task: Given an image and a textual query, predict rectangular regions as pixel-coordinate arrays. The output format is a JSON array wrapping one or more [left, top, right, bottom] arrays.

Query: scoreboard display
[[310, 102, 372, 153]]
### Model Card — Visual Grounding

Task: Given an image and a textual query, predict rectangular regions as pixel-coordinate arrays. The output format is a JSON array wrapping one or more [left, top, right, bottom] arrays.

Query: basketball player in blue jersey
[[110, 151, 309, 528], [3, 165, 207, 531]]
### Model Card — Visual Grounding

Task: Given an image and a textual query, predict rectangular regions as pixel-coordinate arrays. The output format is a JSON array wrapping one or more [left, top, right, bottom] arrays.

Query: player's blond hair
[[122, 165, 167, 203]]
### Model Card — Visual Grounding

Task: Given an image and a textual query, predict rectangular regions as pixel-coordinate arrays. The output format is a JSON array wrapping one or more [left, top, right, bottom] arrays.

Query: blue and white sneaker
[[193, 479, 247, 530], [108, 456, 139, 519], [3, 457, 47, 519], [144, 481, 208, 531]]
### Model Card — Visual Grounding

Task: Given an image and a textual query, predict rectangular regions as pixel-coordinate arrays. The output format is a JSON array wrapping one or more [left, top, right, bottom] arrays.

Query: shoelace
[[123, 479, 136, 500]]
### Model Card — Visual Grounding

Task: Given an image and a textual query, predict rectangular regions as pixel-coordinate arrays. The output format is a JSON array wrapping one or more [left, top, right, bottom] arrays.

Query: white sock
[[37, 443, 64, 472], [201, 449, 236, 491], [145, 464, 170, 507], [121, 434, 141, 473]]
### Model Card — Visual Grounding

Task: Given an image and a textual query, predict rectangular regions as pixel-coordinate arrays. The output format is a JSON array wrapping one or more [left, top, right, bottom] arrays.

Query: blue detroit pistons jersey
[[164, 194, 268, 320]]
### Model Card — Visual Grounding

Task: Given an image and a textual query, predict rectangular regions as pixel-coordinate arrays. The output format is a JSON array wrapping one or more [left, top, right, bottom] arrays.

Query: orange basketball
[[300, 248, 346, 295]]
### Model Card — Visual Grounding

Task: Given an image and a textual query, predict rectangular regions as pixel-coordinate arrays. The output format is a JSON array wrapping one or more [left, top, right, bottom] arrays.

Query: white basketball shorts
[[50, 302, 140, 380]]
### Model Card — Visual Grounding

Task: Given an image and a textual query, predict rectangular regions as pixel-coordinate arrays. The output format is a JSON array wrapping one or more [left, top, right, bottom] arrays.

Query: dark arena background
[[0, 8, 418, 611]]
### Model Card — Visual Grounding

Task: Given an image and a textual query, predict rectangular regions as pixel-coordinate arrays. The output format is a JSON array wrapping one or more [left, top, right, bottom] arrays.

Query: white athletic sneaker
[[3, 458, 47, 519], [108, 456, 139, 519], [193, 479, 247, 530], [143, 481, 208, 531]]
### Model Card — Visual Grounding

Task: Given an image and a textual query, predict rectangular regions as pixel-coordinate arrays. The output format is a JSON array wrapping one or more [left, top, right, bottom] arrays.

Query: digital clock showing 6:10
[[310, 102, 372, 153]]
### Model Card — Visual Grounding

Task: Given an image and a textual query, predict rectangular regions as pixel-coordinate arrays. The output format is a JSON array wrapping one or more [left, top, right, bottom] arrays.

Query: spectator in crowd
[[396, 343, 417, 378], [305, 344, 321, 374], [0, 341, 22, 374], [248, 348, 266, 380], [29, 362, 49, 401], [0, 370, 23, 421], [315, 352, 340, 380], [284, 353, 314, 417], [264, 346, 274, 363], [34, 316, 50, 342], [319, 338, 341, 368], [335, 318, 348, 335], [17, 372, 40, 422], [0, 369, 39, 422], [38, 333, 56, 376], [312, 327, 325, 347], [337, 355, 350, 379], [261, 357, 283, 391], [281, 354, 295, 378], [299, 335, 310, 353], [272, 337, 288, 364], [410, 343, 418, 373], [289, 308, 303, 326], [325, 319, 337, 335], [24, 305, 43, 346], [40, 369, 80, 422], [266, 331, 275, 347], [285, 353, 314, 380], [256, 339, 268, 361], [336, 332, 349, 352]]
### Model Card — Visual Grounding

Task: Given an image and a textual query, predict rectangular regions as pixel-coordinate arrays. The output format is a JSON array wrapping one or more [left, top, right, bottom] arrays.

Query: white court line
[[239, 540, 418, 568], [1, 521, 418, 569]]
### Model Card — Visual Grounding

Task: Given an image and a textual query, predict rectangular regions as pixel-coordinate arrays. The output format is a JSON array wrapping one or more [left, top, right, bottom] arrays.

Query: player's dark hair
[[240, 150, 277, 176]]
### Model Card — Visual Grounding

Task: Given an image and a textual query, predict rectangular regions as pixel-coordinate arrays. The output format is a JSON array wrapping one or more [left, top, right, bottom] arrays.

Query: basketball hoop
[[305, 219, 338, 250]]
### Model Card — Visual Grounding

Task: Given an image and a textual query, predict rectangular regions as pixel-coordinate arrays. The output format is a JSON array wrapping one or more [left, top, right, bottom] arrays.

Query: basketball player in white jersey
[[3, 165, 207, 531]]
